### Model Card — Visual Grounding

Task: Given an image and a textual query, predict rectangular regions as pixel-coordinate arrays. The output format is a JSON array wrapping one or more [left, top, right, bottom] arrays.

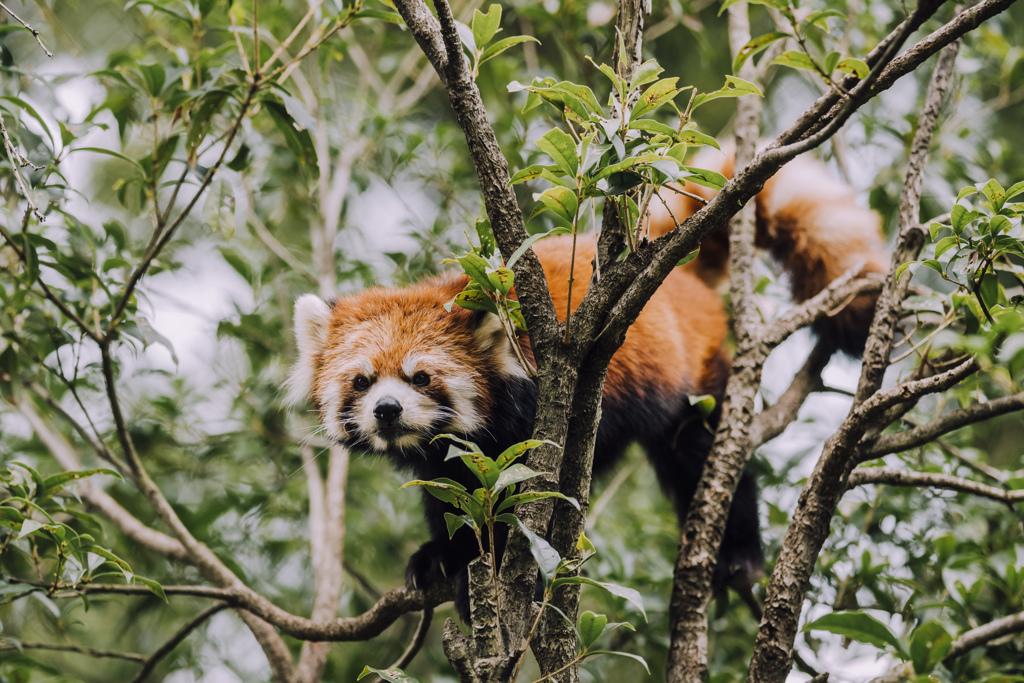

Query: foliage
[[0, 0, 1022, 681]]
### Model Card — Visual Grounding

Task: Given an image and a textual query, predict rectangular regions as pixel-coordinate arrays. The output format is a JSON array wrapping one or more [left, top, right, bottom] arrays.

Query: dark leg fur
[[639, 401, 765, 591]]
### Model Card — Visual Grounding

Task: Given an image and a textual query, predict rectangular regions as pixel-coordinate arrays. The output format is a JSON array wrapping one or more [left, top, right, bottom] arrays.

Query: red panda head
[[289, 274, 528, 454]]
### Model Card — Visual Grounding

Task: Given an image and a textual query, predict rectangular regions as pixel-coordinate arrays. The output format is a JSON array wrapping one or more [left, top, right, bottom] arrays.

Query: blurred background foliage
[[0, 0, 1023, 681]]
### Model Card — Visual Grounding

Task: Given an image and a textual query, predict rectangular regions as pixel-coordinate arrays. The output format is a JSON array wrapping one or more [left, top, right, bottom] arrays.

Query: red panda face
[[289, 276, 528, 455]]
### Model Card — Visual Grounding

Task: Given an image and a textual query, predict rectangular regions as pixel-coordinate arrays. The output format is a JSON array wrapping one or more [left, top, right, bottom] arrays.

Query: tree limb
[[860, 393, 1024, 459], [847, 467, 1024, 504]]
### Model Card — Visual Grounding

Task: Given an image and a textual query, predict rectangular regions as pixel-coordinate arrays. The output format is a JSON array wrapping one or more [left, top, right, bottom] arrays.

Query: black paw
[[713, 541, 765, 590], [405, 540, 454, 591]]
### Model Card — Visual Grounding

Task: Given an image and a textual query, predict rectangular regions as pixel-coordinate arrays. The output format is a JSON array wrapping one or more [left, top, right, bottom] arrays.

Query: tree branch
[[129, 604, 232, 683], [0, 640, 145, 662], [847, 467, 1024, 504], [860, 393, 1024, 459], [749, 342, 831, 449]]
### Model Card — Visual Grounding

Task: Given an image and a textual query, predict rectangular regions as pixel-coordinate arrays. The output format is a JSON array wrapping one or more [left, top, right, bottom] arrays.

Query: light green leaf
[[537, 186, 579, 227], [479, 35, 540, 64], [836, 58, 870, 78], [677, 247, 700, 267], [771, 50, 817, 73], [630, 77, 683, 121], [981, 178, 1007, 211], [357, 666, 421, 683], [507, 227, 571, 268], [799, 10, 845, 34], [692, 76, 763, 109], [550, 576, 647, 620], [578, 611, 608, 649], [495, 439, 560, 469], [732, 32, 789, 73], [585, 650, 650, 673], [536, 128, 579, 177], [472, 5, 502, 49], [493, 464, 545, 497]]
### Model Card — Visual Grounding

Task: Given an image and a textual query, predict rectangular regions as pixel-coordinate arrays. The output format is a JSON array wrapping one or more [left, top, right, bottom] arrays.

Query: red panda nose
[[373, 397, 403, 423]]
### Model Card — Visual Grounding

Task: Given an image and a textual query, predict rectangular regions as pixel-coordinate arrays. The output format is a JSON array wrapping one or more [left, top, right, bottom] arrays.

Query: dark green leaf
[[479, 35, 540, 64], [802, 611, 908, 659], [578, 611, 608, 649]]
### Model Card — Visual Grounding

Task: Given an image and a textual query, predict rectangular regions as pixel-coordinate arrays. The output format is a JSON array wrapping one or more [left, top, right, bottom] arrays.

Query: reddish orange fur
[[648, 149, 887, 352], [532, 235, 728, 400]]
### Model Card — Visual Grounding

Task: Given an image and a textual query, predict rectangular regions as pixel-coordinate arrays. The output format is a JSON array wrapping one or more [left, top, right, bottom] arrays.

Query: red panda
[[290, 151, 886, 620]]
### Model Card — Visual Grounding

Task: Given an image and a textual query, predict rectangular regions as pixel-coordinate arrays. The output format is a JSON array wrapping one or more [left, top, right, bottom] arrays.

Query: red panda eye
[[412, 372, 430, 387], [353, 376, 370, 391]]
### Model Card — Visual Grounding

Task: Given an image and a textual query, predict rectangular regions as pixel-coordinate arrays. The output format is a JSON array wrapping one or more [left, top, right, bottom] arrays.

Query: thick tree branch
[[861, 393, 1024, 459]]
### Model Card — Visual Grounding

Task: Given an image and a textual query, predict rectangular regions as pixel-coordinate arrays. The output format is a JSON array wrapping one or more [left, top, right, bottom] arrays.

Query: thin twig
[[0, 2, 52, 56], [0, 639, 145, 662], [847, 467, 1024, 504], [129, 604, 232, 683]]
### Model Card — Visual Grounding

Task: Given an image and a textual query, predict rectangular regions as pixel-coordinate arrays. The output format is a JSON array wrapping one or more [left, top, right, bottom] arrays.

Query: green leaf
[[352, 9, 404, 24], [472, 5, 502, 51], [536, 128, 579, 177], [550, 576, 647, 620], [186, 89, 229, 159], [488, 268, 514, 295], [956, 185, 978, 203], [137, 62, 166, 96], [495, 490, 580, 514], [578, 611, 608, 649], [74, 147, 145, 173], [444, 444, 500, 489], [836, 58, 870, 78], [536, 186, 579, 227], [692, 75, 763, 109], [934, 236, 959, 258], [824, 51, 841, 77], [981, 178, 1007, 211], [450, 289, 498, 315], [456, 252, 495, 291], [263, 100, 319, 177], [494, 464, 544, 496], [495, 439, 560, 468], [444, 512, 469, 538], [357, 666, 421, 682], [678, 129, 721, 150], [802, 611, 909, 659], [628, 60, 664, 90], [630, 77, 683, 121], [771, 50, 818, 73], [479, 35, 540, 65], [718, 0, 789, 14], [18, 518, 47, 540], [951, 204, 982, 234], [88, 547, 133, 583], [1005, 180, 1024, 202], [585, 651, 650, 673], [733, 32, 789, 73], [677, 247, 700, 267], [507, 227, 571, 268], [799, 10, 845, 34], [507, 516, 561, 587], [42, 468, 121, 496], [682, 166, 728, 190], [122, 317, 179, 364], [909, 620, 953, 674], [628, 119, 678, 137]]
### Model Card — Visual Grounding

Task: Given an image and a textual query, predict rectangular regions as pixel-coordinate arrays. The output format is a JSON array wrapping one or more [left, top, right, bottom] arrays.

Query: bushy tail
[[648, 148, 888, 355]]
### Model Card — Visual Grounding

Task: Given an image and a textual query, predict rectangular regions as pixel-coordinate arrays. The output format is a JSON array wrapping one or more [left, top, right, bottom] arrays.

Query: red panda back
[[532, 235, 730, 400]]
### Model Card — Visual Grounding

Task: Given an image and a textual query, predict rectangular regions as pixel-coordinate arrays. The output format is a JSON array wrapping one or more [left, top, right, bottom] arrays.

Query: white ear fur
[[474, 313, 529, 378], [287, 294, 334, 405]]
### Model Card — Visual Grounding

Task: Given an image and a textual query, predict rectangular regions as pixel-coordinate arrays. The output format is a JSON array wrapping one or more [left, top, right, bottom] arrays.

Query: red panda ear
[[288, 294, 333, 404], [473, 312, 529, 378]]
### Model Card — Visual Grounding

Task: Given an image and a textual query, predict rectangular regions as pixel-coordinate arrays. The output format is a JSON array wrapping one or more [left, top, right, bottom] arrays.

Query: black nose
[[373, 397, 403, 423]]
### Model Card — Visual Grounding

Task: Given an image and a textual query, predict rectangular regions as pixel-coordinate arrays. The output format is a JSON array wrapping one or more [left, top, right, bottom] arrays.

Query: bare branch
[[0, 2, 52, 56], [129, 604, 232, 683], [748, 40, 962, 683], [861, 393, 1024, 459], [749, 343, 831, 448], [847, 467, 1024, 504], [0, 640, 145, 662], [763, 274, 885, 347]]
